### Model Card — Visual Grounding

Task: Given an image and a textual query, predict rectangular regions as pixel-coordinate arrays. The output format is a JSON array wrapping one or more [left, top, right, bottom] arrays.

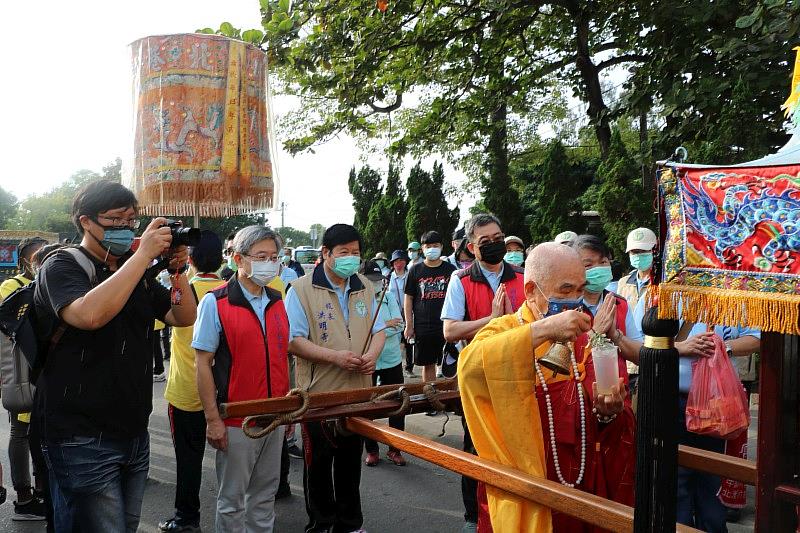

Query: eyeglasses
[[244, 254, 278, 262], [95, 216, 141, 229], [477, 234, 505, 245]]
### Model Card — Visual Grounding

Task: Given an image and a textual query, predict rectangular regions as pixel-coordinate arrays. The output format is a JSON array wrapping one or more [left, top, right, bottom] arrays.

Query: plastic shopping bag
[[685, 334, 750, 440]]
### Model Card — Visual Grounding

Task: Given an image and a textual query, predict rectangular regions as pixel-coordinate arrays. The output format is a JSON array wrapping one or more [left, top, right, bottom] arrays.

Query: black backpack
[[0, 248, 97, 399]]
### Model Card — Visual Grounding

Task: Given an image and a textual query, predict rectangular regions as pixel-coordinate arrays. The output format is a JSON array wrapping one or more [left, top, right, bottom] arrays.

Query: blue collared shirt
[[284, 273, 385, 340], [280, 265, 299, 285], [191, 282, 274, 353], [388, 270, 407, 312], [441, 263, 504, 321]]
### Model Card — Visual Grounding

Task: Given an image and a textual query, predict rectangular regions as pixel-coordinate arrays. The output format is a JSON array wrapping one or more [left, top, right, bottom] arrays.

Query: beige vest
[[292, 269, 375, 393], [616, 269, 648, 375]]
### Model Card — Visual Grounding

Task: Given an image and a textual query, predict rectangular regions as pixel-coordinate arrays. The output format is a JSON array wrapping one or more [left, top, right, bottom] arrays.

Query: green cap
[[407, 241, 421, 250]]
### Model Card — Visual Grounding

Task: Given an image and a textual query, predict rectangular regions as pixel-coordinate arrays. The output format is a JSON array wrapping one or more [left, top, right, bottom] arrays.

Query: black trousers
[[461, 416, 478, 523], [364, 364, 405, 454], [28, 409, 55, 532], [302, 420, 363, 533], [167, 404, 206, 524], [152, 331, 165, 375]]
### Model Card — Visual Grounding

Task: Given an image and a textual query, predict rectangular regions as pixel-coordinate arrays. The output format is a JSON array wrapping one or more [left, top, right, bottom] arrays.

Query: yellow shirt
[[164, 276, 226, 412], [267, 275, 286, 297]]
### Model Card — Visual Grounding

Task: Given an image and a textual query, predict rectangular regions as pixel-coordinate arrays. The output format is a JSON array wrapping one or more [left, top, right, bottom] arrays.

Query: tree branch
[[597, 53, 649, 71]]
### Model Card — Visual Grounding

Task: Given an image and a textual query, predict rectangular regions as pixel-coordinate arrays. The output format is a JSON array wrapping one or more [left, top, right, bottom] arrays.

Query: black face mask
[[478, 240, 506, 265]]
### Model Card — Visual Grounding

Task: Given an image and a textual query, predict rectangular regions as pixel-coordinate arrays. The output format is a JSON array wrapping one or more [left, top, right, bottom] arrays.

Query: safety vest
[[457, 261, 525, 340], [212, 278, 290, 428]]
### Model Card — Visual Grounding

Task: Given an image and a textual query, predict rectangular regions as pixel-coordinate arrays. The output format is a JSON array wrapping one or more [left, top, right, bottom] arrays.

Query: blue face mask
[[536, 283, 583, 317], [585, 265, 613, 293], [332, 255, 360, 279], [630, 252, 653, 271], [504, 251, 524, 266], [101, 228, 135, 256]]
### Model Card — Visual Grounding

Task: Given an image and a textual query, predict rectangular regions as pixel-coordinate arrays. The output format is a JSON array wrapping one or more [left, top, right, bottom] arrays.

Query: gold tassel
[[658, 283, 800, 335]]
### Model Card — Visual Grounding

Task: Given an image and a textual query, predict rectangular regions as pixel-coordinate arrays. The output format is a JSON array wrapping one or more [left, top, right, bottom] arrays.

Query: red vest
[[212, 278, 290, 428], [457, 261, 525, 338]]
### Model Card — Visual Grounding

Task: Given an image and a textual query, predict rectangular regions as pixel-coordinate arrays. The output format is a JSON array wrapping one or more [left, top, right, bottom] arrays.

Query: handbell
[[538, 342, 572, 376]]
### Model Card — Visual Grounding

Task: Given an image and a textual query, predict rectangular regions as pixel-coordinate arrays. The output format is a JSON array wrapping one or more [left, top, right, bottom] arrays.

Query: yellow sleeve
[[0, 276, 28, 300], [458, 316, 552, 533]]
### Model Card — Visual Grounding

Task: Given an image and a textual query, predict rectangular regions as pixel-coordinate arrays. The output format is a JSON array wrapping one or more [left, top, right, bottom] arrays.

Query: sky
[[0, 0, 472, 232]]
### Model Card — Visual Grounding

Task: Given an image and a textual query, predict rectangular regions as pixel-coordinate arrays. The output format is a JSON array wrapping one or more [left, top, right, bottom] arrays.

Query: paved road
[[0, 369, 757, 532]]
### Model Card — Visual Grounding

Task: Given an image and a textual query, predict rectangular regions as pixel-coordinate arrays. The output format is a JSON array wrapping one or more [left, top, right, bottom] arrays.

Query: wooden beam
[[678, 445, 757, 485], [345, 417, 702, 533], [775, 484, 800, 505], [756, 333, 800, 532], [220, 379, 457, 419]]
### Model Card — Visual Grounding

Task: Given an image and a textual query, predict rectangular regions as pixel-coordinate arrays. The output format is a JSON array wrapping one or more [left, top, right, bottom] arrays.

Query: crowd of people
[[0, 179, 759, 533]]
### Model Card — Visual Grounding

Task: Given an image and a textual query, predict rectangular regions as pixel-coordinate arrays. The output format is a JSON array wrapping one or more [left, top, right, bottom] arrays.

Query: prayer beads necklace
[[534, 352, 587, 488], [520, 308, 587, 488]]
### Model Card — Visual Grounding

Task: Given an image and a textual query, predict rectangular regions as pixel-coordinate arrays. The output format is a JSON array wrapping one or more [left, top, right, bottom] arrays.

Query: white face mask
[[249, 260, 280, 286]]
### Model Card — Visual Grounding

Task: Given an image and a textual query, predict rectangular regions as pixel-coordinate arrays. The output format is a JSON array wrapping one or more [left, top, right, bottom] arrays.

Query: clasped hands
[[336, 350, 376, 375]]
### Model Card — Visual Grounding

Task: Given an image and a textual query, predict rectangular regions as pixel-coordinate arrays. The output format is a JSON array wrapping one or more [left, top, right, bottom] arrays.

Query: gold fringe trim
[[658, 282, 800, 335]]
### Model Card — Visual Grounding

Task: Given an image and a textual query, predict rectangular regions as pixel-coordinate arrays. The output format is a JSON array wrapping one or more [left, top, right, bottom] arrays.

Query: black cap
[[361, 260, 385, 281], [452, 227, 465, 241], [420, 230, 442, 245], [390, 249, 406, 264]]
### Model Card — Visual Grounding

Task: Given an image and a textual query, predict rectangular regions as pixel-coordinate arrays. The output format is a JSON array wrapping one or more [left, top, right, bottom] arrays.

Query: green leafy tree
[[276, 226, 312, 248], [590, 130, 654, 259], [521, 140, 595, 244], [405, 162, 459, 247], [627, 0, 799, 162], [363, 163, 407, 258], [347, 165, 382, 236], [0, 186, 18, 230]]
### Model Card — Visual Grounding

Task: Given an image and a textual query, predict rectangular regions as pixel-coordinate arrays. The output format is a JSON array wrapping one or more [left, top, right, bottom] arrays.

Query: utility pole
[[280, 202, 286, 228]]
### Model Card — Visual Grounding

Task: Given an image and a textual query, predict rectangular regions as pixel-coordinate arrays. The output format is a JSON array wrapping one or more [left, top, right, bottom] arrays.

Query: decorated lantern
[[125, 33, 277, 217]]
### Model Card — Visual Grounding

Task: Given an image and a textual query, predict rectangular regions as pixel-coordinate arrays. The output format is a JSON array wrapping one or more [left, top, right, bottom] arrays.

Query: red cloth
[[476, 336, 636, 533]]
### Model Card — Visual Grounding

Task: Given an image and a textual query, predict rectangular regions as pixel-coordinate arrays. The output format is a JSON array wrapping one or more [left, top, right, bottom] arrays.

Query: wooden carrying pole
[[220, 379, 457, 419], [345, 417, 702, 533]]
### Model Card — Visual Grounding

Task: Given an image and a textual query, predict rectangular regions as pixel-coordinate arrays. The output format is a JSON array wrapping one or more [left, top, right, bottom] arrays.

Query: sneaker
[[158, 517, 201, 532], [153, 372, 166, 382], [425, 410, 438, 417], [462, 521, 477, 533], [386, 450, 406, 466], [13, 498, 46, 521], [365, 452, 380, 466], [275, 483, 292, 500], [404, 368, 416, 378], [287, 443, 303, 459]]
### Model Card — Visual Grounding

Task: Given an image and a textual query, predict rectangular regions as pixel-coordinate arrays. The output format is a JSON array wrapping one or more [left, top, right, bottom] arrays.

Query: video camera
[[161, 219, 201, 248]]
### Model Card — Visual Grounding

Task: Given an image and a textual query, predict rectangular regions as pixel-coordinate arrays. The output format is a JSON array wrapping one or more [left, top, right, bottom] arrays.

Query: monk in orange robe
[[458, 242, 636, 533]]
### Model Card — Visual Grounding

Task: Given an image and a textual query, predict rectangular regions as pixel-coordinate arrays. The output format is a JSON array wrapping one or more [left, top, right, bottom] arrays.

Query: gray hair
[[232, 225, 282, 255], [465, 213, 502, 242]]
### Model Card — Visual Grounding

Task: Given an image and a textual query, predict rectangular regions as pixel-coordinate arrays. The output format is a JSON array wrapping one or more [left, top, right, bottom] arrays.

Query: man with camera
[[33, 180, 197, 532]]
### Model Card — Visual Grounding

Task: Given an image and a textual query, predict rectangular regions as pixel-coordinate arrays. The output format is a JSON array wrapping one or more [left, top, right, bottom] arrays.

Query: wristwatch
[[725, 341, 733, 357]]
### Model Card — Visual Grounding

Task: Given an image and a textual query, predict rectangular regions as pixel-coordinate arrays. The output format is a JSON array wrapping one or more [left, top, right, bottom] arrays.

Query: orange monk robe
[[458, 303, 636, 533]]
